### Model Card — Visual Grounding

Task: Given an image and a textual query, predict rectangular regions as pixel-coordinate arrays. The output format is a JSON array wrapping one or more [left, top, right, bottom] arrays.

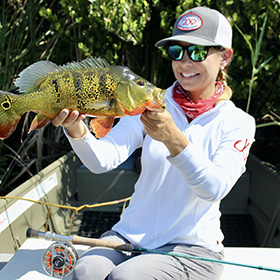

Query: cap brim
[[155, 35, 220, 47]]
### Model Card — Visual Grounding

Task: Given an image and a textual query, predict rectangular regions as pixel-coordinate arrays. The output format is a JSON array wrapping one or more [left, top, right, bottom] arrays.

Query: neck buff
[[173, 82, 224, 122]]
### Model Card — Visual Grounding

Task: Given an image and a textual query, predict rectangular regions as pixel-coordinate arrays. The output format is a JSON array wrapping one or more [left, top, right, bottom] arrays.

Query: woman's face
[[171, 42, 233, 101]]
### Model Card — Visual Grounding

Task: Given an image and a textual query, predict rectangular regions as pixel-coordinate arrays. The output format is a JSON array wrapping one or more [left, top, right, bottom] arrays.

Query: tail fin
[[0, 90, 21, 139]]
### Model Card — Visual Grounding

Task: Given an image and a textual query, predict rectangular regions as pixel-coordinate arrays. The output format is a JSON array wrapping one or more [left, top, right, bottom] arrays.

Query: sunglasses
[[167, 44, 224, 62]]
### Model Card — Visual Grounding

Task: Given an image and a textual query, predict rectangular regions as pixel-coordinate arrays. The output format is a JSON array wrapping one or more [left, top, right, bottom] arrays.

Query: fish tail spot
[[0, 90, 21, 139], [1, 97, 12, 110]]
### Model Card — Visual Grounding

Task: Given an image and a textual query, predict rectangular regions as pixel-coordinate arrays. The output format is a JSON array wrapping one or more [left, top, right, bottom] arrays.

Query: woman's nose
[[180, 50, 192, 65]]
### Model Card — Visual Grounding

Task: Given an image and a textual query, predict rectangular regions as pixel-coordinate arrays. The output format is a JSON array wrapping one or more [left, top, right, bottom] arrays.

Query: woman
[[52, 6, 255, 280]]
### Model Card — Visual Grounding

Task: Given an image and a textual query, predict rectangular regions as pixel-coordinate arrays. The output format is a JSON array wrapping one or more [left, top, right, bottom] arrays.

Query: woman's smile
[[181, 72, 199, 79]]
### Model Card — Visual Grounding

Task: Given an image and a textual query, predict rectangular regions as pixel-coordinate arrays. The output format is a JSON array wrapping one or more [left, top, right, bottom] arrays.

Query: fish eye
[[137, 80, 145, 86]]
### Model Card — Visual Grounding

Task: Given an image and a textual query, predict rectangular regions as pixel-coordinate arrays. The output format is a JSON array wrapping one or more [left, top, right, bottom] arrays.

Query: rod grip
[[27, 228, 134, 252], [72, 235, 134, 252]]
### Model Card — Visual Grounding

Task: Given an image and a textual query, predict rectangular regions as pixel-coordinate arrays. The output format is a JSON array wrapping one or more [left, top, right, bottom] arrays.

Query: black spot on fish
[[52, 80, 59, 93], [109, 99, 116, 108], [75, 79, 82, 92], [77, 100, 90, 110], [99, 75, 106, 86], [85, 76, 94, 82], [56, 93, 61, 104]]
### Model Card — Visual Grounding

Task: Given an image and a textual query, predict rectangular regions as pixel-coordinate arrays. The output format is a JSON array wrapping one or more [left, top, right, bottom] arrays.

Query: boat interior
[[0, 150, 280, 279]]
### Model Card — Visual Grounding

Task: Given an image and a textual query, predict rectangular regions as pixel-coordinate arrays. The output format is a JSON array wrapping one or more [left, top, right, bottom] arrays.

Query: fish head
[[113, 66, 165, 115]]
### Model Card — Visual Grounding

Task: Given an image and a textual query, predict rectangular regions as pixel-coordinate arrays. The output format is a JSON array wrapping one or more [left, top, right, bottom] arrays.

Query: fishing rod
[[27, 228, 280, 278]]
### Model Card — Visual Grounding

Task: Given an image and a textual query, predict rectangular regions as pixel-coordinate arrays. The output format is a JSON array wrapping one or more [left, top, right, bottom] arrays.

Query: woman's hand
[[140, 109, 189, 157], [52, 109, 87, 138]]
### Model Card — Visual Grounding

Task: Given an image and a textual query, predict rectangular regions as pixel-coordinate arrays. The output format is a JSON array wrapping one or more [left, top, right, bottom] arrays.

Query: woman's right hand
[[52, 109, 87, 138]]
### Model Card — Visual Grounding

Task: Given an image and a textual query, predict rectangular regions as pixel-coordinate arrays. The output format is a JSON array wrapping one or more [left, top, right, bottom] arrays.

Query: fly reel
[[42, 241, 78, 278]]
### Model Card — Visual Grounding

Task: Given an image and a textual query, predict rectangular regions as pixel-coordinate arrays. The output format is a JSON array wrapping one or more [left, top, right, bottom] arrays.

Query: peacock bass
[[0, 57, 165, 139]]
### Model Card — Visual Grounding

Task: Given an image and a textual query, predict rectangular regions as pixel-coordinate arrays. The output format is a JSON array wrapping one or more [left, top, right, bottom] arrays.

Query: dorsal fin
[[14, 61, 59, 93], [59, 57, 110, 71], [14, 57, 110, 93]]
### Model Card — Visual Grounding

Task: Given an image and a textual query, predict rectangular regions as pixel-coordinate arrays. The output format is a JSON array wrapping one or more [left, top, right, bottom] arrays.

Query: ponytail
[[216, 67, 232, 105]]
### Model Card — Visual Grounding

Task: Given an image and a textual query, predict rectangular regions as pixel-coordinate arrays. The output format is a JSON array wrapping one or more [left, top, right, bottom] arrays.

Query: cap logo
[[177, 13, 203, 31]]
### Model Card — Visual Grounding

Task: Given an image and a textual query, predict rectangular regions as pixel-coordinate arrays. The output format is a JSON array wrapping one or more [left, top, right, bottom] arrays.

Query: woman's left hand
[[140, 109, 172, 142], [140, 109, 189, 157]]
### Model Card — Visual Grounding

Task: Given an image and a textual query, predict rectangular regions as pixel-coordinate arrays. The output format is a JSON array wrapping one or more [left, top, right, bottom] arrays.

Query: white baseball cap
[[155, 7, 232, 48]]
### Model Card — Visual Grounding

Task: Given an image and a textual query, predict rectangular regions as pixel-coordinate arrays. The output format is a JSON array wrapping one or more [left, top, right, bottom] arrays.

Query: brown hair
[[215, 66, 232, 104]]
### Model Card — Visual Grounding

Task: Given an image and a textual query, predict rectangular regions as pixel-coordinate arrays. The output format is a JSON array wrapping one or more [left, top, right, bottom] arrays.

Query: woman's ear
[[221, 48, 233, 68]]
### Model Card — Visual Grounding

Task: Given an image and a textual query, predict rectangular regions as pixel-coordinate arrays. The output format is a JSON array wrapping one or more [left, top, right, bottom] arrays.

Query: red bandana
[[173, 82, 224, 122]]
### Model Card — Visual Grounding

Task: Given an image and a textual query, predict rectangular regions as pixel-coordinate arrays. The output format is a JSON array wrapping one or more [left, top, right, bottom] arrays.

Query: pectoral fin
[[29, 112, 51, 133], [89, 116, 114, 138], [85, 100, 112, 111]]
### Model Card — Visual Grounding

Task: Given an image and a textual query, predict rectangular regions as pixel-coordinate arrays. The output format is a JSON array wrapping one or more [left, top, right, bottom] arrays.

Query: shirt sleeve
[[64, 116, 145, 173], [168, 113, 256, 202]]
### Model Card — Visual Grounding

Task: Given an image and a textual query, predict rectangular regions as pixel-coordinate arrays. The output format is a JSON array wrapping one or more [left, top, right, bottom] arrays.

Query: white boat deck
[[0, 239, 280, 280]]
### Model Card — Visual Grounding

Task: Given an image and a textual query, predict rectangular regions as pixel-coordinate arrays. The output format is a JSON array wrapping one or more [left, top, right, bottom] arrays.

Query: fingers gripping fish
[[0, 57, 165, 139]]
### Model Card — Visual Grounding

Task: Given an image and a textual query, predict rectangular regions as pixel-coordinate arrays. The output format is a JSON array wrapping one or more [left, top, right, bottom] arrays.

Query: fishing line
[[4, 202, 19, 252], [134, 247, 280, 273], [27, 228, 280, 274], [0, 196, 131, 235]]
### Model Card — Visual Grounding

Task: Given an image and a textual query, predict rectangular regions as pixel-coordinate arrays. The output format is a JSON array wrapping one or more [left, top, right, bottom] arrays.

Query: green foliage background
[[0, 0, 280, 193]]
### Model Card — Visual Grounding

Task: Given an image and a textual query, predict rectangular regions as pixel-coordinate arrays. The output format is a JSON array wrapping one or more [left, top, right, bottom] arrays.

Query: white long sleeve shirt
[[65, 83, 256, 252]]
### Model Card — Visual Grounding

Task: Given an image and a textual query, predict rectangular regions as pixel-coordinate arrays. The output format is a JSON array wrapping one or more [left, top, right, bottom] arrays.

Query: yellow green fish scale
[[27, 68, 122, 116]]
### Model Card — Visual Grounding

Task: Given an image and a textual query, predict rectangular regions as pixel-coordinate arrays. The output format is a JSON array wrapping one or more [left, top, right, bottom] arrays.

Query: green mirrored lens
[[168, 45, 184, 61], [188, 46, 208, 61], [167, 45, 209, 61]]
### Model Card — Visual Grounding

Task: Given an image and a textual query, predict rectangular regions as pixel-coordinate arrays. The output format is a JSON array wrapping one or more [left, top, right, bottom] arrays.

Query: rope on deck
[[0, 196, 131, 235]]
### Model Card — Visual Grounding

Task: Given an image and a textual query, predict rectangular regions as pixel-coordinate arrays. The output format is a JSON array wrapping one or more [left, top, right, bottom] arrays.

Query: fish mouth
[[146, 87, 166, 111], [154, 87, 165, 102]]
